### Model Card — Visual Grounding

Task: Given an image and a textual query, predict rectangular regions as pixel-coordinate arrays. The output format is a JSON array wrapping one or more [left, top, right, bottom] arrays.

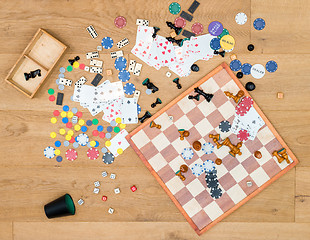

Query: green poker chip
[[48, 88, 54, 95], [114, 127, 120, 133], [217, 28, 229, 40], [67, 65, 73, 72], [169, 2, 181, 15], [92, 119, 99, 125]]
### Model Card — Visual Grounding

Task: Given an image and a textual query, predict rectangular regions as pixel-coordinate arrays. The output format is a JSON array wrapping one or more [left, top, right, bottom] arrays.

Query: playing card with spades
[[120, 97, 138, 124]]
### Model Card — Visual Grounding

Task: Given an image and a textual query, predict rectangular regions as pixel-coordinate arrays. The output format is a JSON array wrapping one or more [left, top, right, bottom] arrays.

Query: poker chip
[[92, 119, 99, 125], [73, 142, 79, 148], [97, 125, 104, 132], [58, 84, 65, 91], [92, 130, 99, 136], [48, 88, 54, 95], [101, 37, 114, 49], [169, 2, 181, 15], [81, 126, 87, 132], [203, 160, 215, 173], [79, 64, 85, 70], [210, 38, 221, 50], [101, 147, 108, 153], [87, 148, 100, 160], [241, 63, 252, 75], [137, 104, 141, 115], [123, 83, 135, 95], [114, 16, 127, 28], [181, 147, 194, 160], [105, 132, 112, 139], [102, 152, 115, 164], [250, 64, 265, 79], [174, 17, 186, 28], [266, 60, 278, 73], [99, 132, 105, 138], [118, 70, 130, 82], [44, 146, 55, 159], [86, 120, 93, 126], [253, 18, 266, 30], [191, 22, 203, 35], [65, 149, 78, 161], [55, 141, 61, 147], [208, 21, 223, 36], [236, 97, 253, 116], [230, 60, 242, 71], [220, 35, 235, 51], [63, 105, 69, 112], [114, 57, 127, 71], [67, 65, 73, 72], [53, 110, 60, 116], [64, 141, 70, 147], [146, 89, 152, 95], [107, 126, 113, 132], [56, 156, 63, 162], [219, 120, 231, 132], [205, 171, 217, 181], [110, 120, 117, 127], [210, 187, 222, 199], [76, 133, 89, 146], [56, 79, 60, 85], [58, 73, 65, 79], [207, 179, 219, 189], [235, 12, 248, 25], [59, 67, 66, 73], [217, 28, 229, 39], [202, 142, 214, 154], [114, 127, 120, 133], [73, 62, 79, 68], [191, 164, 204, 177], [237, 129, 250, 141]]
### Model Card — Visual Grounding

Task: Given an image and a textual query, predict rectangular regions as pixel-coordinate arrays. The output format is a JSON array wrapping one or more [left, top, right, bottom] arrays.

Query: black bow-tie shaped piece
[[151, 98, 162, 108], [142, 78, 159, 93], [166, 37, 183, 47], [194, 87, 213, 102], [152, 27, 160, 38], [166, 21, 183, 35], [138, 111, 152, 123], [213, 50, 225, 58], [24, 69, 41, 81]]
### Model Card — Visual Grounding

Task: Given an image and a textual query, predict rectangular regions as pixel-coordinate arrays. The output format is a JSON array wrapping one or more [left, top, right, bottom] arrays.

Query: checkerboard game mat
[[127, 63, 298, 235]]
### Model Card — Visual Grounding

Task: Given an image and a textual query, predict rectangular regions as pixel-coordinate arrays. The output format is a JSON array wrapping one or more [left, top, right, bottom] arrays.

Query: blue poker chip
[[73, 142, 79, 148], [59, 67, 66, 73], [107, 126, 113, 132], [203, 160, 215, 173], [59, 73, 65, 78], [202, 142, 214, 154], [97, 125, 104, 132], [101, 37, 114, 49], [81, 126, 88, 132], [105, 132, 112, 139], [110, 120, 117, 127], [137, 104, 141, 115], [56, 79, 60, 85], [210, 38, 221, 50], [114, 57, 127, 71], [181, 147, 194, 160], [63, 105, 69, 112], [86, 120, 93, 126], [44, 146, 55, 159], [123, 83, 135, 95], [95, 141, 99, 148], [101, 147, 108, 153], [56, 156, 63, 162], [241, 63, 252, 75], [64, 141, 70, 147], [58, 84, 65, 91], [191, 164, 204, 177], [253, 18, 265, 30], [55, 140, 61, 148], [76, 133, 89, 146], [72, 107, 78, 114], [230, 60, 242, 71], [266, 60, 278, 73], [118, 70, 130, 82], [62, 117, 68, 124]]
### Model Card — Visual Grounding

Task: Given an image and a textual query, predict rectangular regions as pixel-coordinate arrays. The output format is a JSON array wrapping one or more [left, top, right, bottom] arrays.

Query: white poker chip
[[191, 164, 204, 177], [203, 160, 215, 173], [181, 148, 194, 160], [202, 143, 214, 154], [250, 64, 266, 79], [76, 133, 89, 146], [44, 146, 55, 159], [235, 12, 247, 25]]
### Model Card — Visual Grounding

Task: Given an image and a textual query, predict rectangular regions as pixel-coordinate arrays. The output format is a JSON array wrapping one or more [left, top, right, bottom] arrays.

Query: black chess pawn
[[151, 98, 162, 108], [152, 27, 160, 38], [194, 87, 213, 102], [175, 39, 183, 47], [30, 69, 41, 78], [191, 64, 199, 72], [166, 21, 182, 35], [142, 78, 159, 93], [188, 94, 200, 101], [166, 37, 176, 43], [138, 111, 152, 123], [172, 78, 182, 89], [24, 72, 31, 81], [213, 50, 225, 57]]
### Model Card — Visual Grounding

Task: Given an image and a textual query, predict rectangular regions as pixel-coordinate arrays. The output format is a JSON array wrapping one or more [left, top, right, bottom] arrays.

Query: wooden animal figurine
[[150, 121, 161, 129], [209, 134, 222, 149], [273, 148, 290, 164], [222, 137, 242, 157], [224, 90, 244, 103]]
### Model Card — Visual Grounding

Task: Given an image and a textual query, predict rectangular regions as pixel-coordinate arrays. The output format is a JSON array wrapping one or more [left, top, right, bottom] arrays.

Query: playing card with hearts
[[154, 35, 176, 67], [107, 129, 130, 157], [102, 99, 122, 123]]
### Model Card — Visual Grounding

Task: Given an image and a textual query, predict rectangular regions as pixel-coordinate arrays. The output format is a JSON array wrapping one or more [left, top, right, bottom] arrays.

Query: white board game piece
[[90, 66, 103, 74], [93, 188, 100, 194], [110, 50, 123, 59], [59, 78, 72, 87], [166, 71, 172, 77], [97, 45, 103, 51], [86, 25, 98, 39], [86, 51, 99, 59], [133, 90, 140, 101], [84, 66, 90, 72], [108, 207, 114, 214], [94, 181, 100, 187], [114, 188, 120, 194], [110, 173, 116, 179], [77, 199, 84, 205], [102, 171, 108, 178], [116, 38, 129, 49], [136, 19, 149, 26], [250, 64, 265, 79]]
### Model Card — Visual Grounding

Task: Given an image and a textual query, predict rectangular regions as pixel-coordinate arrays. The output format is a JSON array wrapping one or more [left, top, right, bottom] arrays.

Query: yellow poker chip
[[59, 128, 66, 135], [67, 130, 74, 136], [105, 141, 111, 147], [220, 35, 235, 50], [60, 111, 67, 118], [65, 134, 72, 140], [67, 111, 74, 118], [73, 61, 80, 68], [74, 125, 81, 131], [50, 132, 57, 138], [117, 148, 123, 155], [115, 117, 122, 124], [51, 117, 57, 124], [54, 149, 61, 155], [90, 140, 96, 147], [78, 119, 85, 126], [120, 123, 126, 129]]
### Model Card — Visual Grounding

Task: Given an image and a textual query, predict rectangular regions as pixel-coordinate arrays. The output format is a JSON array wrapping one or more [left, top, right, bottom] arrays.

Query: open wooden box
[[5, 28, 67, 98]]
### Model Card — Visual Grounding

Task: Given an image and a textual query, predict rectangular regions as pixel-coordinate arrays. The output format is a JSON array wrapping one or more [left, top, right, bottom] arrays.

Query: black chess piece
[[68, 56, 80, 65], [172, 78, 182, 89], [142, 78, 159, 93], [213, 50, 225, 57], [166, 37, 183, 47], [74, 56, 80, 61], [191, 64, 199, 72], [151, 98, 162, 108], [245, 82, 256, 91], [166, 37, 176, 43], [194, 87, 213, 102], [166, 21, 182, 35], [188, 94, 200, 101], [24, 72, 31, 81], [152, 27, 160, 38], [247, 44, 254, 51], [138, 111, 152, 123], [24, 69, 41, 81], [175, 38, 183, 46]]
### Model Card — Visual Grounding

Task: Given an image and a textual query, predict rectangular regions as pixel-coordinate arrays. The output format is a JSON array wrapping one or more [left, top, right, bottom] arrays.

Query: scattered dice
[[93, 187, 100, 194], [94, 181, 100, 187], [110, 173, 116, 179], [77, 198, 84, 205], [114, 187, 120, 194], [102, 171, 108, 178], [166, 71, 172, 77], [97, 45, 103, 51], [106, 69, 112, 76], [84, 66, 90, 72], [102, 196, 108, 201], [108, 207, 114, 214], [131, 185, 137, 192], [246, 181, 253, 187]]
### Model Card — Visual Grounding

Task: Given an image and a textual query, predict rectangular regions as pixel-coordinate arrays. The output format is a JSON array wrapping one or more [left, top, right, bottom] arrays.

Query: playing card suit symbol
[[165, 60, 168, 63], [154, 56, 158, 60], [165, 41, 168, 45], [164, 46, 167, 50], [147, 46, 149, 49], [118, 141, 122, 145], [195, 44, 198, 47], [138, 43, 142, 46], [143, 51, 146, 54], [111, 109, 114, 112], [171, 58, 174, 62], [168, 49, 171, 53], [135, 48, 138, 52], [162, 51, 165, 55], [159, 43, 163, 47], [144, 29, 147, 32]]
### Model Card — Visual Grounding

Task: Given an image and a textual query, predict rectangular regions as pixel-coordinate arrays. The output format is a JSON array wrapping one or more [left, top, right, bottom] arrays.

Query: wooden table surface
[[0, 0, 309, 239]]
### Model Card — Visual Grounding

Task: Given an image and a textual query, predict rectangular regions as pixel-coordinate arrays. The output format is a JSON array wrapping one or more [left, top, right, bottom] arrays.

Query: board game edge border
[[126, 62, 299, 236]]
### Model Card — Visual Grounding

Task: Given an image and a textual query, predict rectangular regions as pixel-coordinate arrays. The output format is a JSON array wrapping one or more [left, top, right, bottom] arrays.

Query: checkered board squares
[[127, 63, 298, 235]]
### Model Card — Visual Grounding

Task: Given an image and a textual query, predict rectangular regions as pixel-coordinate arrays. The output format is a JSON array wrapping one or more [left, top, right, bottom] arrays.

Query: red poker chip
[[99, 132, 105, 138], [239, 97, 253, 109], [79, 63, 85, 70], [49, 95, 55, 102], [53, 110, 60, 116], [237, 129, 250, 141], [114, 16, 127, 28], [66, 122, 72, 128], [69, 137, 75, 143], [76, 111, 83, 118], [191, 22, 203, 35], [236, 105, 248, 116], [174, 17, 186, 28], [87, 148, 99, 160], [66, 149, 78, 161], [92, 130, 99, 136]]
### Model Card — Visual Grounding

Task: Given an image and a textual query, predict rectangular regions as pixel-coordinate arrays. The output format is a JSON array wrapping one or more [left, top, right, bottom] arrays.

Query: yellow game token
[[117, 148, 123, 155], [115, 117, 122, 124], [59, 128, 66, 135], [78, 119, 85, 126], [73, 61, 80, 68], [60, 111, 67, 118], [120, 123, 126, 129], [220, 35, 235, 51], [51, 117, 57, 124], [50, 132, 57, 138], [54, 149, 61, 155], [67, 130, 74, 136], [90, 140, 96, 147], [65, 134, 72, 141], [74, 125, 81, 131], [105, 141, 111, 147], [67, 111, 74, 118]]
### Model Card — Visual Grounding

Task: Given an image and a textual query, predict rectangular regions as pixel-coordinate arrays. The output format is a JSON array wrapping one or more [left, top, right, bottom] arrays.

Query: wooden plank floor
[[0, 0, 309, 239]]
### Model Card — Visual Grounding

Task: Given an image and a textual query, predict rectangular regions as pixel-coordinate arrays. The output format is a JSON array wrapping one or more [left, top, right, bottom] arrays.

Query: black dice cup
[[44, 193, 76, 219]]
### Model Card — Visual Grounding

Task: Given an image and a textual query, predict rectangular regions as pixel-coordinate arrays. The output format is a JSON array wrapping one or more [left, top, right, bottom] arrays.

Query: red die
[[102, 196, 107, 201], [131, 185, 137, 192]]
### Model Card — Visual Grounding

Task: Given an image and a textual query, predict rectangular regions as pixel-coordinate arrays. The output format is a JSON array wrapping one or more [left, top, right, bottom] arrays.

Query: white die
[[93, 188, 100, 194], [166, 71, 172, 77], [102, 171, 108, 178], [114, 188, 120, 194], [84, 66, 90, 72], [94, 181, 100, 187], [110, 173, 116, 179], [77, 199, 84, 205], [108, 207, 114, 214]]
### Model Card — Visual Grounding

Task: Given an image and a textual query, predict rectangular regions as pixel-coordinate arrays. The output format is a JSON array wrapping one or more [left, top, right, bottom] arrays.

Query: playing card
[[121, 97, 138, 124], [95, 81, 124, 103], [107, 129, 130, 157], [154, 35, 176, 67], [146, 37, 163, 70], [102, 98, 122, 123], [187, 34, 215, 61]]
